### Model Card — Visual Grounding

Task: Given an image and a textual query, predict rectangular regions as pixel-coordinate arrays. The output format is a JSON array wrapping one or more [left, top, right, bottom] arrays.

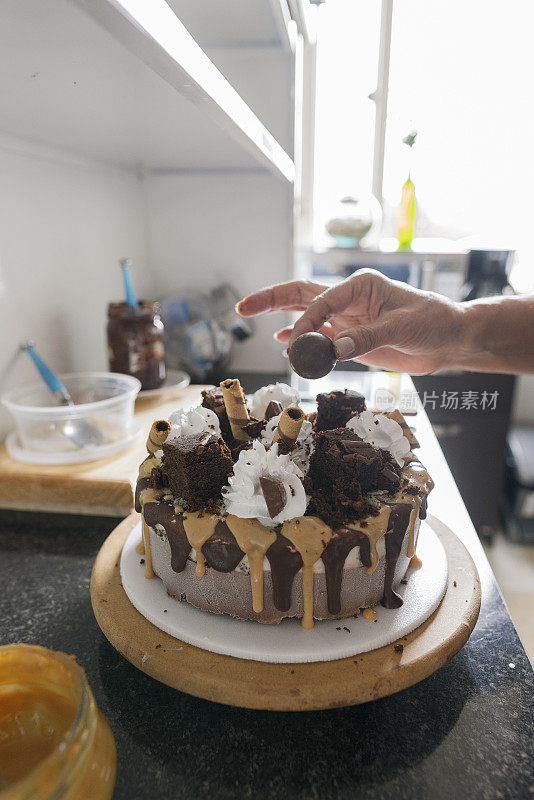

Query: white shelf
[[166, 0, 294, 51], [0, 0, 294, 180], [299, 238, 468, 269]]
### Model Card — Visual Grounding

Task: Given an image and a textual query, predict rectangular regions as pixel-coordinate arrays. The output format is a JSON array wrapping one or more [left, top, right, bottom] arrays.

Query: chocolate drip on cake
[[381, 503, 412, 609], [266, 534, 303, 611], [135, 476, 151, 513], [419, 495, 428, 520], [143, 503, 191, 572], [202, 521, 244, 572], [321, 528, 372, 614]]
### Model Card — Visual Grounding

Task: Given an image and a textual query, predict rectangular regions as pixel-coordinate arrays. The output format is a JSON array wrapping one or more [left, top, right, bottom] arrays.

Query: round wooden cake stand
[[91, 513, 481, 711]]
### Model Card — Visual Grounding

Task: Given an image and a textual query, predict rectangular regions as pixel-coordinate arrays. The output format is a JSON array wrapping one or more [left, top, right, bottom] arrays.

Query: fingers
[[351, 347, 413, 371], [236, 281, 325, 317], [288, 270, 387, 345], [333, 320, 396, 360], [274, 326, 293, 343], [274, 323, 334, 343]]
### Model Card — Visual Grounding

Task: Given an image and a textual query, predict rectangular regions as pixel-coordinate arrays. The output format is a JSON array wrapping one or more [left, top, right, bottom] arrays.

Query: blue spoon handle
[[23, 345, 72, 405], [120, 258, 138, 313]]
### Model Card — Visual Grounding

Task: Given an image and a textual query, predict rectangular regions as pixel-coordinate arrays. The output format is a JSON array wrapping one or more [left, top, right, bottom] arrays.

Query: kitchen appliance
[[502, 426, 534, 543], [461, 248, 515, 300]]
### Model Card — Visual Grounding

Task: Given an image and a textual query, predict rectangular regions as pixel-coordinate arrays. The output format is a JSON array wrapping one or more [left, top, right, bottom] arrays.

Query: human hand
[[236, 270, 465, 374]]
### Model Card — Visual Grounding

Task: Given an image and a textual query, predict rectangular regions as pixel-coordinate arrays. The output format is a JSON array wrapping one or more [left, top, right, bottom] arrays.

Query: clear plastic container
[[2, 372, 141, 464]]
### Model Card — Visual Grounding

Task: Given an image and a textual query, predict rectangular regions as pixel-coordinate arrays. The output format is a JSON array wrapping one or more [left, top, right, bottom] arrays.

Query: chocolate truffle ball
[[288, 332, 337, 379]]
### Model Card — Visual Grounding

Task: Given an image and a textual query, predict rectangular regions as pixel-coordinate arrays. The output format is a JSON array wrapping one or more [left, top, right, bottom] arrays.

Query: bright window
[[313, 0, 534, 290], [313, 0, 380, 245]]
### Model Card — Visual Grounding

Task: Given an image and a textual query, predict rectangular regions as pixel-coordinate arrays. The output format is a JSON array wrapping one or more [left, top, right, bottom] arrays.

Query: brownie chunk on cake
[[315, 389, 366, 431], [161, 433, 232, 511], [306, 428, 401, 527], [134, 379, 434, 627]]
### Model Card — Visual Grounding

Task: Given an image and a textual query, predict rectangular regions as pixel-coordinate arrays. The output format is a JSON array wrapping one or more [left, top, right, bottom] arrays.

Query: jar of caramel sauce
[[0, 644, 116, 800], [107, 301, 165, 390]]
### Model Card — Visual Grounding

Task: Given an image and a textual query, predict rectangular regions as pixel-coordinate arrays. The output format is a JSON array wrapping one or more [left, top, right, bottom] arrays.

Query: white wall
[[0, 138, 293, 442], [0, 138, 149, 437], [145, 171, 292, 373]]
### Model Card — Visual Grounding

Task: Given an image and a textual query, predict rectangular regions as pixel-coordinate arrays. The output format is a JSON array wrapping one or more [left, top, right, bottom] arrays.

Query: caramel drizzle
[[342, 460, 431, 577], [142, 518, 154, 579], [397, 458, 432, 558], [346, 505, 392, 575], [182, 512, 219, 578], [226, 516, 276, 613], [407, 500, 422, 559], [138, 456, 161, 479], [139, 487, 162, 579], [282, 517, 332, 629]]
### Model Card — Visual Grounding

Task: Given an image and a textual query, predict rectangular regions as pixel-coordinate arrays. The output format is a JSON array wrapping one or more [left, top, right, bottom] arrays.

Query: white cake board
[[120, 518, 447, 664]]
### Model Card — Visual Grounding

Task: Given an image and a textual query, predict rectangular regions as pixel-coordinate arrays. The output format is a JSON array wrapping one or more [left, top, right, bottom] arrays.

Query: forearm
[[453, 294, 534, 373]]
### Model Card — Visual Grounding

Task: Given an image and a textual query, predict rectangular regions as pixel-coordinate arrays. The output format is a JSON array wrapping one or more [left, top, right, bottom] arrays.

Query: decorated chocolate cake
[[134, 380, 433, 628]]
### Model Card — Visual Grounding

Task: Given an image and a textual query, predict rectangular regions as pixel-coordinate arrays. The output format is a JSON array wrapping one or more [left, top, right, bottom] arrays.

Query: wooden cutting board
[[0, 385, 209, 516]]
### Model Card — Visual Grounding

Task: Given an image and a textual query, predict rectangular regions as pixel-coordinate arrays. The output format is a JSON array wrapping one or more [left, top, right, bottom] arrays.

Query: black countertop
[[1, 371, 533, 799]]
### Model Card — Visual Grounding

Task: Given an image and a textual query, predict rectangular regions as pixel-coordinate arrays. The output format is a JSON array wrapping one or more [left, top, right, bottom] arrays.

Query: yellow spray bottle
[[397, 130, 417, 251]]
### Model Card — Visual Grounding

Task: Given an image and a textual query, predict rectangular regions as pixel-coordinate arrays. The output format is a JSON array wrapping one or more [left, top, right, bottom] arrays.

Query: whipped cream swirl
[[346, 410, 410, 466], [167, 406, 220, 440], [250, 382, 300, 419], [260, 413, 315, 474], [223, 440, 307, 527]]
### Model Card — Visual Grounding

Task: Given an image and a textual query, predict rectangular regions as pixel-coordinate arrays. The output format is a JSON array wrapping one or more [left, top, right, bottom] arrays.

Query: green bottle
[[397, 130, 417, 251]]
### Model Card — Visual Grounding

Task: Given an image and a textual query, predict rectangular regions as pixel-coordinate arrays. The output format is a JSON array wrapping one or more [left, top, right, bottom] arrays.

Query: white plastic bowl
[[2, 372, 141, 464]]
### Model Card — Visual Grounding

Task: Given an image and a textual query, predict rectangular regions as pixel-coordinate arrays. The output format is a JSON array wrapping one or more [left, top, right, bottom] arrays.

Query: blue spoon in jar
[[120, 257, 138, 315], [21, 342, 105, 448]]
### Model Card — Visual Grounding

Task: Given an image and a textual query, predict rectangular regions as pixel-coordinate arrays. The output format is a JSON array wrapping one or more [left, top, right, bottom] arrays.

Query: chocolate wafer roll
[[146, 419, 171, 454], [220, 378, 250, 442], [273, 406, 304, 447]]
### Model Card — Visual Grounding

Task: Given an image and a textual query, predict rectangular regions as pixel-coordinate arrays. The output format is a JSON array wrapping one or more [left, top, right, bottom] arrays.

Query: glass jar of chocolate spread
[[107, 301, 165, 390], [0, 644, 116, 799]]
